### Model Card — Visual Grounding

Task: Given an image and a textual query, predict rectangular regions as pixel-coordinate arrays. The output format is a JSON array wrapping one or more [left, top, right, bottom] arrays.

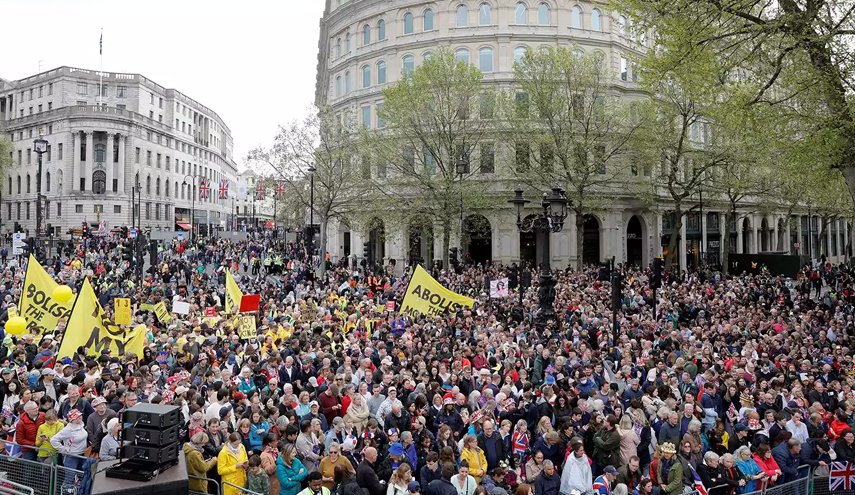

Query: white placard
[[173, 301, 191, 315]]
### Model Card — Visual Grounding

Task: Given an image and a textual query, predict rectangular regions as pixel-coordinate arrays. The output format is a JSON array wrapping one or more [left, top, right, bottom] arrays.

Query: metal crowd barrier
[[0, 472, 36, 495], [220, 481, 264, 495], [0, 441, 88, 495], [188, 475, 220, 495]]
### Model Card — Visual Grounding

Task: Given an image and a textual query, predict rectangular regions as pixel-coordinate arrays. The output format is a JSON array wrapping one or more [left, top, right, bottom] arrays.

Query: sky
[[0, 0, 326, 171]]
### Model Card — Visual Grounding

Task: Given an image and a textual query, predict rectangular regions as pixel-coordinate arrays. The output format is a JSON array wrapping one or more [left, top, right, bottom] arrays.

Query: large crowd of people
[[0, 233, 853, 495]]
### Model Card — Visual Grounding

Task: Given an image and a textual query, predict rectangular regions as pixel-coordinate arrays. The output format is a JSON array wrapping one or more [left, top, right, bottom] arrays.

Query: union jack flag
[[830, 462, 855, 492], [219, 179, 229, 200], [275, 181, 286, 198], [199, 178, 210, 200], [688, 462, 708, 495], [255, 180, 266, 200]]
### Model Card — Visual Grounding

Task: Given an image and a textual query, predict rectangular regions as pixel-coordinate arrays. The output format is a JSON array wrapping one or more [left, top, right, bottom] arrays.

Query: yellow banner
[[19, 255, 72, 334], [399, 265, 474, 318], [113, 298, 132, 326], [225, 271, 243, 314], [237, 314, 256, 340], [140, 302, 171, 324], [57, 279, 146, 360]]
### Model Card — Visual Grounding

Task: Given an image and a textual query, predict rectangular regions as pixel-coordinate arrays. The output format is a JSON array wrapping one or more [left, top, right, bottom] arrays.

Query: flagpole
[[98, 28, 103, 107]]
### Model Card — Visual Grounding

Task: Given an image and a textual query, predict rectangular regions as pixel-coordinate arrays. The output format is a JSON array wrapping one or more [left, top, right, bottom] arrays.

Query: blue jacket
[[249, 420, 270, 451], [276, 456, 308, 495], [771, 442, 802, 483]]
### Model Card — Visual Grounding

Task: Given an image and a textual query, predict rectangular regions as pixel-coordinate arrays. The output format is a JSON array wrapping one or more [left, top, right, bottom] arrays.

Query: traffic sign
[[12, 233, 25, 256]]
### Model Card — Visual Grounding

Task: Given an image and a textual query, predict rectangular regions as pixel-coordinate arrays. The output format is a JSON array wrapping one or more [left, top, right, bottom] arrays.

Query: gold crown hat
[[659, 442, 676, 454]]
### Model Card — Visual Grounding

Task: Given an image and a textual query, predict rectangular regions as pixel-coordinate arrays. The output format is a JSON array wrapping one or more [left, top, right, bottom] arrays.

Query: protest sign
[[237, 314, 257, 340], [400, 265, 473, 317], [113, 298, 132, 325], [18, 255, 72, 334]]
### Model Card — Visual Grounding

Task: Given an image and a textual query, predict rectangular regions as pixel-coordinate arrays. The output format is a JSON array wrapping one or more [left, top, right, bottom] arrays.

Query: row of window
[[3, 201, 182, 223], [334, 3, 614, 60]]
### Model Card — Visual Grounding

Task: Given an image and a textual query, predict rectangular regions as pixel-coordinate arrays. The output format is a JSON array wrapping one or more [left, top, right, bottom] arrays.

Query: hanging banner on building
[[237, 314, 257, 340], [237, 179, 248, 201], [113, 298, 132, 326], [225, 270, 244, 314], [19, 255, 72, 334], [57, 279, 146, 360], [489, 278, 509, 298], [400, 265, 474, 318]]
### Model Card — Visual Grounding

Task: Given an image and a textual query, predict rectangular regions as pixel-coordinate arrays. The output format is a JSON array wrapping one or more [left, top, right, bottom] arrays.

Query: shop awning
[[176, 223, 192, 230]]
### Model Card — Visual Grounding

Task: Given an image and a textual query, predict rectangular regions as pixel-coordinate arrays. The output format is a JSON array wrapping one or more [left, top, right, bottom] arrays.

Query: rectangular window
[[116, 85, 126, 98], [77, 83, 87, 95], [26, 203, 30, 220], [100, 85, 107, 97], [47, 102, 52, 111], [58, 143, 63, 160], [145, 203, 151, 220], [157, 153, 162, 168], [46, 145, 52, 162], [94, 204, 103, 214], [159, 97, 163, 109], [620, 57, 628, 81], [114, 205, 121, 214], [17, 150, 21, 166], [57, 203, 61, 217], [166, 156, 171, 171], [29, 89, 33, 100], [75, 204, 83, 213], [361, 106, 371, 128], [480, 143, 495, 173], [5, 204, 9, 221], [77, 100, 86, 107], [135, 147, 141, 163], [147, 150, 152, 165], [38, 86, 43, 98], [515, 142, 530, 171], [48, 83, 53, 96], [376, 103, 385, 128], [155, 204, 161, 220], [515, 92, 529, 118], [79, 178, 85, 190], [479, 93, 495, 119], [16, 203, 20, 220], [26, 149, 31, 165], [37, 104, 42, 113]]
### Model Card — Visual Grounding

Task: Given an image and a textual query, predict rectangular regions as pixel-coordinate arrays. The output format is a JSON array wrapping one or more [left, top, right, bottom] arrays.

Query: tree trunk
[[665, 204, 683, 270], [575, 210, 585, 271], [442, 219, 451, 270]]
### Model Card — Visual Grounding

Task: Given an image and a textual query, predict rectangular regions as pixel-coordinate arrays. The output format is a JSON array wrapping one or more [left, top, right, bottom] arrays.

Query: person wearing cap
[[99, 417, 123, 460], [302, 401, 330, 432], [16, 400, 44, 461], [85, 395, 116, 453], [591, 465, 618, 495], [656, 444, 684, 495], [50, 409, 88, 470]]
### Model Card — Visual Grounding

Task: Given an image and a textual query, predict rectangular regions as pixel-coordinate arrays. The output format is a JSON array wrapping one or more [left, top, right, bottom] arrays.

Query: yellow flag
[[225, 270, 243, 313], [113, 298, 132, 326], [19, 254, 72, 334], [399, 265, 474, 318], [57, 279, 146, 359]]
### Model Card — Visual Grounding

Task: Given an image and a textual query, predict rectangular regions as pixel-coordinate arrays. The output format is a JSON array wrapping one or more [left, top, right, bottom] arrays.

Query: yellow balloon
[[4, 316, 27, 336], [52, 285, 74, 304]]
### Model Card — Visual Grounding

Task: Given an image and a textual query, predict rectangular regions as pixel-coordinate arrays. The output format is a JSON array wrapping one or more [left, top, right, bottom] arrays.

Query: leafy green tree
[[511, 46, 645, 269], [248, 107, 374, 275], [368, 47, 498, 269]]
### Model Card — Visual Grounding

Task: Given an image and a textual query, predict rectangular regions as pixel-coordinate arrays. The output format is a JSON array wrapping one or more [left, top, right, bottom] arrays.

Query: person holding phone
[[219, 432, 249, 495]]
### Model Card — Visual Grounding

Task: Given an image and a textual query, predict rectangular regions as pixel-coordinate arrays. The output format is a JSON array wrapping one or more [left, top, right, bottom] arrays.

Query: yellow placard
[[19, 255, 72, 334], [399, 265, 474, 318], [237, 314, 256, 340], [7, 307, 17, 318], [225, 271, 243, 314], [57, 279, 146, 359], [114, 298, 132, 326], [140, 301, 171, 324]]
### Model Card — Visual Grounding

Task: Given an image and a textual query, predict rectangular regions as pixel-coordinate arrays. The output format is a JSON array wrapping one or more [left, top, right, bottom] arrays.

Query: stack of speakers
[[106, 403, 181, 480]]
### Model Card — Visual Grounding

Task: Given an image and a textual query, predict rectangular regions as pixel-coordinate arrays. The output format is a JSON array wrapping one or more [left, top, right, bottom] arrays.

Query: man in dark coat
[[425, 463, 457, 495], [357, 447, 386, 495], [477, 419, 507, 472]]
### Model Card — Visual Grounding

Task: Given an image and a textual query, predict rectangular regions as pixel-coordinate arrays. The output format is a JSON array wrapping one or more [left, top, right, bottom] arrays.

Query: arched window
[[377, 60, 387, 84], [363, 24, 371, 45], [479, 3, 492, 25], [336, 38, 341, 57], [456, 5, 469, 27], [16, 176, 20, 194], [93, 170, 106, 195], [403, 12, 414, 34], [378, 19, 386, 40], [618, 15, 627, 36], [146, 175, 151, 195], [455, 48, 470, 64], [479, 47, 493, 72], [335, 76, 342, 97], [46, 172, 51, 192], [423, 9, 434, 31], [515, 3, 527, 24], [571, 5, 582, 28], [156, 177, 161, 196], [423, 51, 433, 61], [402, 55, 415, 75], [591, 8, 602, 31], [94, 144, 106, 163], [26, 174, 30, 194], [345, 32, 352, 52], [362, 65, 371, 88], [514, 46, 527, 64], [537, 3, 550, 25], [345, 70, 352, 93]]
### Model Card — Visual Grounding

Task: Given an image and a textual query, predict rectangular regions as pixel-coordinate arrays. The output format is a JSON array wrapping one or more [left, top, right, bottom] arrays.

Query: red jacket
[[16, 412, 45, 448]]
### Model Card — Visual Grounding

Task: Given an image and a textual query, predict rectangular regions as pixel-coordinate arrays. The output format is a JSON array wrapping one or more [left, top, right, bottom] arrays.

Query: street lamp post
[[307, 166, 316, 259], [33, 132, 48, 260], [509, 187, 569, 330], [182, 175, 196, 244], [456, 155, 468, 261]]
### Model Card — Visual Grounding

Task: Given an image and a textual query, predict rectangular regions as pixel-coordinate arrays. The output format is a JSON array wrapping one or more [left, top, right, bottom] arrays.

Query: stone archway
[[367, 217, 385, 267], [519, 214, 538, 267], [742, 217, 752, 254], [761, 217, 770, 252], [407, 217, 433, 267], [626, 215, 646, 267], [582, 215, 601, 265], [462, 214, 492, 265]]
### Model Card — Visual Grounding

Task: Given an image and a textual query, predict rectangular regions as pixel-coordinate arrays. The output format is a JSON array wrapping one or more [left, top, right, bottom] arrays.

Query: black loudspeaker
[[124, 424, 179, 445], [123, 403, 181, 429], [122, 442, 180, 465]]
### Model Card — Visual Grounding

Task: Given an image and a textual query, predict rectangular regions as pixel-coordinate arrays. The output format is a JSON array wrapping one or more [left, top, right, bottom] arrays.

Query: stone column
[[72, 131, 80, 192], [117, 135, 126, 194], [84, 131, 94, 192], [719, 213, 727, 261], [106, 133, 114, 193], [679, 219, 687, 271], [737, 218, 744, 254], [701, 212, 708, 262]]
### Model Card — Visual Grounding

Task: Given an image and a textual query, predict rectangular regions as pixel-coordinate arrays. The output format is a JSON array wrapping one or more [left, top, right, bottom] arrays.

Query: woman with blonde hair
[[319, 441, 354, 490], [617, 414, 641, 466], [386, 463, 412, 495], [459, 434, 487, 482], [185, 432, 218, 494], [344, 392, 370, 434]]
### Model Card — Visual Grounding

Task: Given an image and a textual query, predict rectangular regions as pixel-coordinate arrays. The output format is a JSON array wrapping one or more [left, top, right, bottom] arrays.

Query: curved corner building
[[315, 0, 849, 271]]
